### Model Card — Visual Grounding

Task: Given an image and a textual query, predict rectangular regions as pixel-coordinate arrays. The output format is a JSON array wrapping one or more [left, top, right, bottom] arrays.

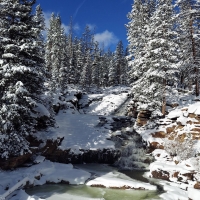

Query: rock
[[151, 170, 170, 180], [42, 140, 121, 165], [136, 110, 151, 126], [91, 184, 106, 188], [191, 132, 200, 140], [194, 182, 200, 189], [53, 103, 60, 113], [191, 128, 200, 132], [189, 113, 196, 118], [148, 142, 164, 153], [166, 126, 176, 134], [127, 106, 138, 118], [173, 172, 179, 178], [167, 102, 179, 108], [152, 131, 166, 138], [0, 153, 32, 170], [182, 172, 195, 181]]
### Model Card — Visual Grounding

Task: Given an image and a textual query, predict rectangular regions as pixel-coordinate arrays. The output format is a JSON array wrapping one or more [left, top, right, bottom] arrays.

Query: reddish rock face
[[166, 126, 176, 134], [148, 142, 164, 153], [194, 182, 200, 190], [151, 170, 170, 181], [152, 131, 166, 138], [136, 110, 151, 126], [0, 153, 32, 170]]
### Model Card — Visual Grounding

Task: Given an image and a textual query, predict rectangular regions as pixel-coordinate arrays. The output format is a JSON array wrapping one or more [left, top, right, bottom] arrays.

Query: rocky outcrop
[[194, 182, 200, 189], [136, 110, 151, 126], [151, 170, 170, 181], [42, 143, 121, 165], [111, 116, 135, 131], [0, 154, 32, 170]]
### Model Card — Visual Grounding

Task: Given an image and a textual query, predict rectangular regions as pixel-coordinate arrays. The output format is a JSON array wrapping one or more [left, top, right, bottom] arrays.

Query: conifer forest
[[1, 0, 200, 200]]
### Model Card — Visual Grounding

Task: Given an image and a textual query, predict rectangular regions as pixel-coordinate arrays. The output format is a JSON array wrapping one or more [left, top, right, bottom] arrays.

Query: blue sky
[[35, 0, 133, 51]]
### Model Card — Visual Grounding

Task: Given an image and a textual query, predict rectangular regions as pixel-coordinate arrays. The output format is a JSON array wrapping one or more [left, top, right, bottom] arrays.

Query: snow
[[37, 111, 114, 151], [188, 102, 200, 115], [35, 86, 131, 151], [2, 53, 16, 58], [86, 172, 156, 190], [88, 93, 128, 115], [33, 103, 50, 117], [188, 187, 200, 200], [8, 189, 43, 200], [33, 156, 45, 164], [167, 109, 182, 119], [159, 182, 188, 200], [0, 160, 91, 196]]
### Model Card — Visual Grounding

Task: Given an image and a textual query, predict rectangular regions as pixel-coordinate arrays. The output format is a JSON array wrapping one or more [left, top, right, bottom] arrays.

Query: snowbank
[[86, 172, 156, 190]]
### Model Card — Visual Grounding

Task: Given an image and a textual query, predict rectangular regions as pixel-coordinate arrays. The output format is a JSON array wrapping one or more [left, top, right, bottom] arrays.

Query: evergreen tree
[[80, 25, 94, 90], [127, 0, 150, 83], [92, 41, 101, 87], [73, 37, 83, 85], [128, 0, 179, 114], [108, 54, 117, 86], [45, 14, 67, 92], [176, 0, 200, 95], [0, 0, 49, 159]]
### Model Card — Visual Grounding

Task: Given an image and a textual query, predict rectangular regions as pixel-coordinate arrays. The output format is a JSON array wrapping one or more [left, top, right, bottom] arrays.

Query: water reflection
[[26, 184, 161, 200]]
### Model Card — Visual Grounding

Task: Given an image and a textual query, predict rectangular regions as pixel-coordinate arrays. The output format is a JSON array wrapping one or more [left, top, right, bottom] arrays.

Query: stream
[[26, 164, 163, 200], [26, 97, 164, 200]]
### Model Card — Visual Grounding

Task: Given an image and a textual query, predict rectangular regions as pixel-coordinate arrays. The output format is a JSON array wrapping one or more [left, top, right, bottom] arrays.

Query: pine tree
[[108, 54, 117, 86], [0, 0, 49, 159], [80, 25, 94, 90], [127, 0, 150, 83], [45, 14, 68, 92], [73, 37, 83, 85], [176, 0, 200, 95], [128, 0, 179, 114], [92, 41, 101, 87]]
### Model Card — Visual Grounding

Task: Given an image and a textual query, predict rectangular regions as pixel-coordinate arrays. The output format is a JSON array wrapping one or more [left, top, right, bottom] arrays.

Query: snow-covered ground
[[2, 86, 200, 200], [0, 159, 158, 200], [37, 112, 115, 151], [36, 86, 130, 151], [135, 88, 200, 200]]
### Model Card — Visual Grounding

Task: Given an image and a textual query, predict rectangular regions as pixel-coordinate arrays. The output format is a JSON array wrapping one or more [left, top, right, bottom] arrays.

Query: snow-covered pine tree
[[92, 41, 101, 87], [66, 17, 76, 85], [80, 25, 94, 90], [45, 14, 68, 92], [59, 33, 69, 92], [101, 49, 112, 87], [0, 0, 50, 159], [114, 41, 124, 84], [108, 54, 117, 86], [128, 0, 179, 114], [176, 0, 200, 96], [73, 37, 84, 85], [127, 0, 150, 84], [80, 49, 92, 90]]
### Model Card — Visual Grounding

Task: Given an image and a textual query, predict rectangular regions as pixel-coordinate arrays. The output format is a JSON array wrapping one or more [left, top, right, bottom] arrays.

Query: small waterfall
[[108, 96, 153, 170]]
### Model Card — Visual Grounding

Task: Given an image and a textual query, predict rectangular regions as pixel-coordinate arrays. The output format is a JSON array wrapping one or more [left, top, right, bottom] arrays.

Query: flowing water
[[26, 97, 163, 200], [26, 164, 162, 200]]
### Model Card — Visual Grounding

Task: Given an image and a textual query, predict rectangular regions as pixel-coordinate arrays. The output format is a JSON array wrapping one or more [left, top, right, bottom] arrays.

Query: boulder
[[152, 131, 166, 138], [166, 126, 176, 134], [151, 170, 170, 180], [194, 182, 200, 190], [0, 153, 32, 170], [136, 110, 151, 126]]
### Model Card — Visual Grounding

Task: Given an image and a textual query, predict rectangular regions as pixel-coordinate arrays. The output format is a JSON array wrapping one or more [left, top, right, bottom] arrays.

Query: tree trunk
[[162, 79, 166, 116], [190, 5, 199, 96]]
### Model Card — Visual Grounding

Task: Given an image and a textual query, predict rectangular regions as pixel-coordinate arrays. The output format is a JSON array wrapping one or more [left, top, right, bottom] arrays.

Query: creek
[[26, 97, 164, 200], [26, 164, 163, 200]]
